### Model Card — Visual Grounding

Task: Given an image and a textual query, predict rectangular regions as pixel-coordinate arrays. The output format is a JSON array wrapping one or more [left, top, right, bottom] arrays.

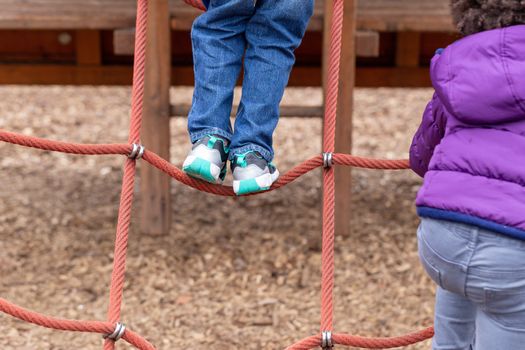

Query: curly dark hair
[[451, 0, 525, 35]]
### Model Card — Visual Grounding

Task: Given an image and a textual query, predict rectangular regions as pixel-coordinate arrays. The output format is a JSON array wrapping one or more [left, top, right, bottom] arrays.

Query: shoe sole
[[233, 169, 280, 196], [182, 155, 222, 184]]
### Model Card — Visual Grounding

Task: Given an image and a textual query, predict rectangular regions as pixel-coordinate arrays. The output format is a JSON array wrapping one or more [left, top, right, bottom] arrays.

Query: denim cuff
[[229, 144, 274, 162], [190, 127, 233, 144]]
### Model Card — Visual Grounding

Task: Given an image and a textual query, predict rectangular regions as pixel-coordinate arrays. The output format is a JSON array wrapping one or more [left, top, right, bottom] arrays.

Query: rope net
[[0, 0, 434, 348]]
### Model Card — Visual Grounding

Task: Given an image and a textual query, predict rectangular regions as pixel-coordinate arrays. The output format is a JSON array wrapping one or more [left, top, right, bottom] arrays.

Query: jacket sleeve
[[409, 93, 447, 177]]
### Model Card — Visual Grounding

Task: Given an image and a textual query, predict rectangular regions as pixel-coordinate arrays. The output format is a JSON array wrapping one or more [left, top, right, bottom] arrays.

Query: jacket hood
[[431, 25, 525, 125]]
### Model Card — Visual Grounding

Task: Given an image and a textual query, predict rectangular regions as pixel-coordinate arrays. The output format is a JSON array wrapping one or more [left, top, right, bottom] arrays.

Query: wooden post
[[323, 0, 356, 239], [396, 32, 421, 68], [76, 30, 101, 66], [140, 0, 172, 235]]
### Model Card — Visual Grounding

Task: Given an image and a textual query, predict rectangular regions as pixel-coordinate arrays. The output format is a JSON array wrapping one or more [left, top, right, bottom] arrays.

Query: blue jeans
[[418, 218, 525, 350], [188, 0, 314, 161]]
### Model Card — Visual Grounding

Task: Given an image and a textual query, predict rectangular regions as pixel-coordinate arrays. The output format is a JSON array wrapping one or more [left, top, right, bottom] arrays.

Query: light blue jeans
[[188, 0, 314, 162], [418, 218, 525, 350]]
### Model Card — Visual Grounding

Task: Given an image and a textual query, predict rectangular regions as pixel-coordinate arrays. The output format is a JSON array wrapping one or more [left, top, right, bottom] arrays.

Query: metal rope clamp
[[322, 331, 334, 349], [323, 152, 333, 168], [104, 322, 126, 342], [128, 143, 145, 160]]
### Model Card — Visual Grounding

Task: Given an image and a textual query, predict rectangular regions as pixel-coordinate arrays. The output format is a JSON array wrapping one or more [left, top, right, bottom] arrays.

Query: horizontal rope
[[1, 294, 433, 350], [0, 298, 155, 350], [0, 129, 409, 197], [287, 327, 435, 350], [0, 129, 130, 155]]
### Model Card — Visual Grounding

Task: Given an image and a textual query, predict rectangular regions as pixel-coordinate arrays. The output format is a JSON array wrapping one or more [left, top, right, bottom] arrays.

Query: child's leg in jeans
[[418, 219, 476, 350], [468, 230, 525, 350], [433, 287, 476, 350], [475, 308, 525, 350], [188, 0, 253, 143], [229, 0, 314, 162]]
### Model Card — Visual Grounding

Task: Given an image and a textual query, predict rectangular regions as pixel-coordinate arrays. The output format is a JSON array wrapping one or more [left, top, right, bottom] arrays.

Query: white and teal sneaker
[[183, 135, 229, 184], [231, 151, 279, 195]]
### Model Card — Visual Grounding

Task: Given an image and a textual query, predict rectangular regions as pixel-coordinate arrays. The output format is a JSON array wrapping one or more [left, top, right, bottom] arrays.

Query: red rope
[[103, 0, 149, 348], [319, 0, 345, 332], [0, 129, 131, 155], [0, 129, 409, 195], [0, 298, 155, 350], [182, 0, 206, 11], [287, 328, 435, 350], [0, 0, 434, 349]]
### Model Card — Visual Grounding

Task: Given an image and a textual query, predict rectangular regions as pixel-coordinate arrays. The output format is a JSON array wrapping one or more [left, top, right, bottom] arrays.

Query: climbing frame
[[0, 0, 434, 349]]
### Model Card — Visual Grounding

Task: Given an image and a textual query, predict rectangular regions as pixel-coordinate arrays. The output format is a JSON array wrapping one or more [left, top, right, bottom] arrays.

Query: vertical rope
[[322, 0, 344, 153], [104, 0, 149, 348], [128, 0, 149, 145], [320, 0, 345, 333]]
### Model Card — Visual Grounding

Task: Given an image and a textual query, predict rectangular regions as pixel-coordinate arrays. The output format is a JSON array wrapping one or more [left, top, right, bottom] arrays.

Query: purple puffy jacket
[[410, 25, 525, 240]]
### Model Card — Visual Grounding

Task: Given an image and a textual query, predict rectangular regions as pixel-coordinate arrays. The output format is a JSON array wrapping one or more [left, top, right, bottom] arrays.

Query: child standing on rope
[[410, 1, 525, 349], [182, 0, 314, 195]]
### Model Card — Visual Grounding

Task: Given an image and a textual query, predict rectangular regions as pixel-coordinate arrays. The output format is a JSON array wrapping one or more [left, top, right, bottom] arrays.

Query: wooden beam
[[75, 30, 101, 65], [356, 0, 454, 32], [356, 67, 431, 87], [113, 28, 135, 57], [171, 104, 324, 118], [396, 31, 421, 67], [140, 0, 172, 235], [113, 27, 379, 58], [356, 31, 379, 58], [0, 64, 432, 87], [323, 0, 357, 240], [0, 64, 133, 85], [0, 0, 454, 32], [0, 1, 137, 30], [112, 28, 136, 55], [170, 0, 454, 32]]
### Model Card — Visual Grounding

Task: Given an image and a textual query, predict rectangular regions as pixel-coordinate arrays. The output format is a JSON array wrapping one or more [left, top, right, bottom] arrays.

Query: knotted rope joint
[[323, 152, 333, 168], [322, 331, 334, 349], [128, 143, 145, 160], [104, 322, 126, 342]]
